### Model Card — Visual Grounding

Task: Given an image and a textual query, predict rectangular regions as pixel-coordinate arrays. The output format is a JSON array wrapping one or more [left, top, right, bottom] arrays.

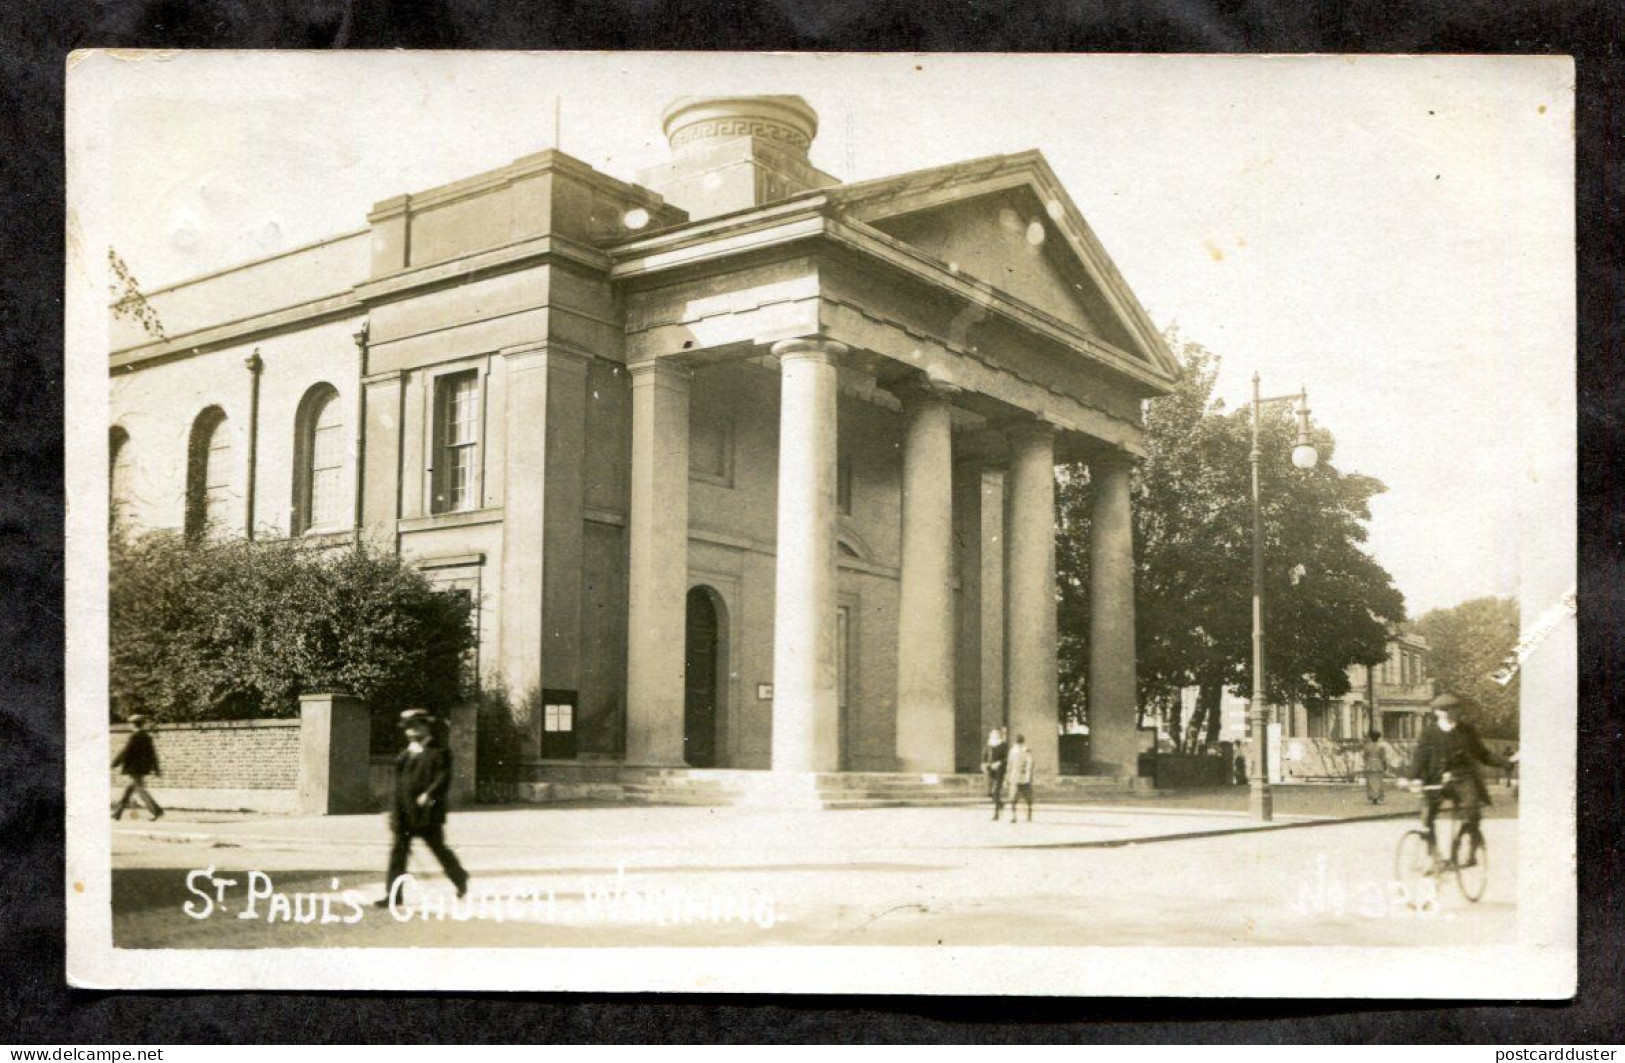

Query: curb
[[1001, 809, 1418, 850], [115, 807, 1425, 853]]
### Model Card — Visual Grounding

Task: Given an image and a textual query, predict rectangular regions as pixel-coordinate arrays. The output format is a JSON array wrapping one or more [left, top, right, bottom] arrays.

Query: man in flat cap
[[111, 715, 163, 821], [376, 708, 468, 907], [1400, 692, 1513, 867]]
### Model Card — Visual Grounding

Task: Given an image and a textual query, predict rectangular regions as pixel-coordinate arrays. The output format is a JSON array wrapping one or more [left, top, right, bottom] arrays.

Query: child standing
[[1006, 733, 1035, 823]]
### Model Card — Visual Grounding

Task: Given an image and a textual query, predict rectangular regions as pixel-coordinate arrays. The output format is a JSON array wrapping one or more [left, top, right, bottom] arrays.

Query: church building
[[108, 96, 1179, 788]]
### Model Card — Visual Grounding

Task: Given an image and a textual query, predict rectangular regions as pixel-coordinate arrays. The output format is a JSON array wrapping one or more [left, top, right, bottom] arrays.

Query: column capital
[[501, 341, 593, 375], [1089, 447, 1138, 471], [1001, 414, 1056, 444], [889, 374, 963, 408], [954, 451, 1005, 472], [627, 359, 693, 388], [771, 336, 848, 366]]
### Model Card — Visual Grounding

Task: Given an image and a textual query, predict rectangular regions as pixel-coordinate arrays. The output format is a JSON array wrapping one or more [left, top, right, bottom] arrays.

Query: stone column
[[297, 693, 371, 815], [359, 370, 404, 546], [499, 345, 589, 707], [541, 350, 590, 697], [894, 379, 959, 773], [1088, 451, 1139, 775], [1003, 419, 1059, 776], [624, 360, 691, 766], [979, 467, 1008, 743], [769, 337, 845, 773], [951, 458, 985, 773]]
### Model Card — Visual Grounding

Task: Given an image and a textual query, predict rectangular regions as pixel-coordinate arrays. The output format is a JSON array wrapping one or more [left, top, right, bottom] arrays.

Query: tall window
[[293, 384, 345, 533], [109, 427, 131, 528], [185, 407, 231, 539], [433, 371, 480, 514]]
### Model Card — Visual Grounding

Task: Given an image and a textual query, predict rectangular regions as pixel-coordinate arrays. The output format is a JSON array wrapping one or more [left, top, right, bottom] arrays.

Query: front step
[[590, 769, 1148, 810], [500, 767, 1150, 809]]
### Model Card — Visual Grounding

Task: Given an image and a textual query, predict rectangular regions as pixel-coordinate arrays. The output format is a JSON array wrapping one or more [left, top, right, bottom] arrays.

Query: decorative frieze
[[670, 117, 812, 152]]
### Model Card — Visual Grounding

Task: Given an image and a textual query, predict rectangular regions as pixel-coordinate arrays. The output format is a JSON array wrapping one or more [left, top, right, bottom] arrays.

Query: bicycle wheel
[[1394, 829, 1434, 891], [1452, 826, 1489, 902]]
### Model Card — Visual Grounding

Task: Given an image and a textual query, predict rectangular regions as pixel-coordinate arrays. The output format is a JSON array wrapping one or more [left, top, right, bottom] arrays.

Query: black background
[[2, 0, 1620, 1043]]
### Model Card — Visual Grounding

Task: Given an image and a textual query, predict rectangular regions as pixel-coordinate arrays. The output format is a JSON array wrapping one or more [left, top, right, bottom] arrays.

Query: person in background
[[1362, 728, 1391, 804], [376, 708, 469, 907], [981, 727, 1009, 822], [1006, 733, 1035, 823], [111, 715, 163, 821]]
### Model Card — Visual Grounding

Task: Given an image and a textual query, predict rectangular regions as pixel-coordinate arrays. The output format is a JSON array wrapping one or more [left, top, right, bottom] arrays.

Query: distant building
[[1280, 628, 1436, 741], [1171, 628, 1435, 747]]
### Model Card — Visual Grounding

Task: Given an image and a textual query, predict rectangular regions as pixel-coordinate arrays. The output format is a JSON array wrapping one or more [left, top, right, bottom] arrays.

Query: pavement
[[107, 783, 1517, 949]]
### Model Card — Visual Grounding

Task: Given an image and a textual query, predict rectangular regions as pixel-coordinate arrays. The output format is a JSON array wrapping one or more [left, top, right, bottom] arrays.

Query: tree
[[1415, 597, 1520, 738], [110, 532, 475, 730], [1057, 330, 1405, 748]]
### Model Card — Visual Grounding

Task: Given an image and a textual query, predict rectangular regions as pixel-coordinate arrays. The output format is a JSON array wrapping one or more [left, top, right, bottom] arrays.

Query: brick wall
[[109, 719, 301, 790]]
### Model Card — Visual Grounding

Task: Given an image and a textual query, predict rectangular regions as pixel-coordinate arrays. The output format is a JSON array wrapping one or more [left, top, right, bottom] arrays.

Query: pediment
[[829, 154, 1179, 382]]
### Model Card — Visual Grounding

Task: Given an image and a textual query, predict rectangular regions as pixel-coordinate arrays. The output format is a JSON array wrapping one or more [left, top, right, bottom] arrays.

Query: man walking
[[981, 727, 1009, 821], [111, 715, 163, 820], [376, 708, 469, 907], [1006, 733, 1035, 823]]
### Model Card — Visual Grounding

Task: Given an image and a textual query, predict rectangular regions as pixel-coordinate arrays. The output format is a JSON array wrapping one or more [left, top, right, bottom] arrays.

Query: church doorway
[[683, 586, 724, 768]]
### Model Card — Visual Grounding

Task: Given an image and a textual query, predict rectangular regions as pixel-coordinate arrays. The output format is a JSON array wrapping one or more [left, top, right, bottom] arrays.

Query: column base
[[731, 772, 829, 810], [894, 756, 956, 775], [1084, 758, 1142, 777]]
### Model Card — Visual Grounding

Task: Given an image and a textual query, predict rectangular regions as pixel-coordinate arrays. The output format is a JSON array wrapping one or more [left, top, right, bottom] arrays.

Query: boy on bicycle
[[1397, 692, 1512, 867]]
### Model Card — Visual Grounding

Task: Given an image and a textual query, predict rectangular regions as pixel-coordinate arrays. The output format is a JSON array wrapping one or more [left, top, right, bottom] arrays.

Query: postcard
[[65, 51, 1576, 995]]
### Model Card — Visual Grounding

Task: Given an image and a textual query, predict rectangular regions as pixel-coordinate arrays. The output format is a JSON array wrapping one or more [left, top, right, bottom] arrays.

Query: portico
[[618, 343, 1152, 779]]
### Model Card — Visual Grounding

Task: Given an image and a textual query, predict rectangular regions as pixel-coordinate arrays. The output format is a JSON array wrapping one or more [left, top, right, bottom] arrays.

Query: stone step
[[810, 772, 986, 786], [517, 766, 1148, 809], [812, 787, 985, 799], [618, 783, 738, 798], [618, 769, 769, 783], [623, 792, 734, 807]]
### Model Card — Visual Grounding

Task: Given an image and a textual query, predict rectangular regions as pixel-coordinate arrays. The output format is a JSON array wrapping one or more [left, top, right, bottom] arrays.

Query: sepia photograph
[[63, 51, 1577, 996]]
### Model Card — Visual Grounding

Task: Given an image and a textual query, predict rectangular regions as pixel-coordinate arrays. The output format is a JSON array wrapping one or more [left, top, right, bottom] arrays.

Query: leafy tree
[[1415, 597, 1520, 738], [1058, 330, 1405, 748], [110, 532, 475, 731]]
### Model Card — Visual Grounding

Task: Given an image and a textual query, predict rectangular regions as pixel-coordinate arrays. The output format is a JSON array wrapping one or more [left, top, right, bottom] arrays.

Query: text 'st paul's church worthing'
[[109, 96, 1181, 798]]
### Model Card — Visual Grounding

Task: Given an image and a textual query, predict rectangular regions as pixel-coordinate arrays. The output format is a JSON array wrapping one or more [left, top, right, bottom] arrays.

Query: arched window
[[185, 407, 231, 539], [292, 384, 345, 533], [109, 426, 131, 527]]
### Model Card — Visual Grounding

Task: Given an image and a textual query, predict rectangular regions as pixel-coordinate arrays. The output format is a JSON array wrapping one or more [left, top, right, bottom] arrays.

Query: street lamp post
[[1248, 373, 1319, 822]]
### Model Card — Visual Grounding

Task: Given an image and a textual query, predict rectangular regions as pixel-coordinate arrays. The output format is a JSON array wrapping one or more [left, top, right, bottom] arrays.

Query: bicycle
[[1392, 779, 1489, 904]]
